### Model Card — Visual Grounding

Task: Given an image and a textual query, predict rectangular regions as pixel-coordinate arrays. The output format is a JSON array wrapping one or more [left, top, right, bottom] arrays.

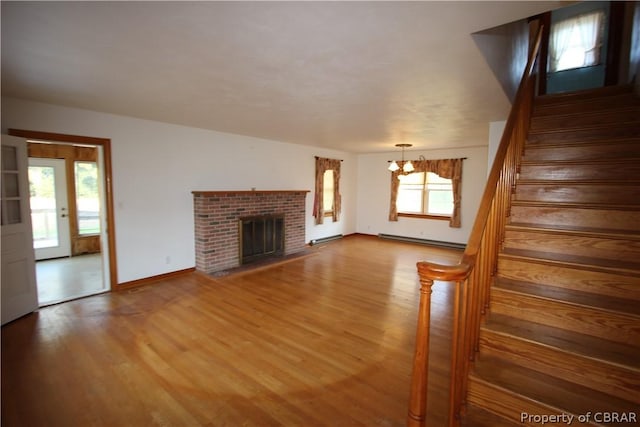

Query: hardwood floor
[[36, 254, 107, 306], [2, 235, 462, 426]]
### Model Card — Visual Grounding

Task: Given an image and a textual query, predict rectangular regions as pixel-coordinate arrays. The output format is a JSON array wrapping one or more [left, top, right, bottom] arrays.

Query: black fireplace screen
[[239, 214, 285, 264]]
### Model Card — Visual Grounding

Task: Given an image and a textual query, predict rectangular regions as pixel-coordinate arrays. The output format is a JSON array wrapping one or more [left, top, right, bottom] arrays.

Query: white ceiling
[[1, 1, 565, 153]]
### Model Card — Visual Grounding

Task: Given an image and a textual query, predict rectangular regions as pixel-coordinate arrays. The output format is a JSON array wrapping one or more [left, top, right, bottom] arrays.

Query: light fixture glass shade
[[403, 161, 414, 173], [388, 161, 400, 172]]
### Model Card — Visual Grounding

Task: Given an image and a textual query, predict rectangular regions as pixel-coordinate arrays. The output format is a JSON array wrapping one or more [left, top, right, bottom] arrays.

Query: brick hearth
[[193, 190, 309, 274]]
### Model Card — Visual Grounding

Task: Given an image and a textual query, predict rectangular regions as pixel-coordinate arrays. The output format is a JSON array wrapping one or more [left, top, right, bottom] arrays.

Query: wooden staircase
[[463, 85, 640, 426]]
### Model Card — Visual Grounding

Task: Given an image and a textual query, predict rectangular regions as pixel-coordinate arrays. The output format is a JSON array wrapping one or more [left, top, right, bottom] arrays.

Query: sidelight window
[[75, 161, 100, 235]]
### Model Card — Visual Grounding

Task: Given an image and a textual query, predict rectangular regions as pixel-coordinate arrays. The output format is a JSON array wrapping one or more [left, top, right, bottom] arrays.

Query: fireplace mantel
[[192, 190, 310, 197], [193, 190, 309, 274]]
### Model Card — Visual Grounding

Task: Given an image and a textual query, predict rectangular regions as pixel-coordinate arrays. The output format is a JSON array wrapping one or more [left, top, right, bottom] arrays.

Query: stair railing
[[407, 26, 544, 427]]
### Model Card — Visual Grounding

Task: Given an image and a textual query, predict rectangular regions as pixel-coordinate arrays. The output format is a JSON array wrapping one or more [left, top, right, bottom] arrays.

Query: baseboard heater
[[309, 234, 343, 246], [378, 234, 466, 250]]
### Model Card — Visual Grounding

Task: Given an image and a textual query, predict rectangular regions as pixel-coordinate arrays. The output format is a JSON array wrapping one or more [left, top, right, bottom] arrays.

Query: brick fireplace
[[192, 190, 309, 274]]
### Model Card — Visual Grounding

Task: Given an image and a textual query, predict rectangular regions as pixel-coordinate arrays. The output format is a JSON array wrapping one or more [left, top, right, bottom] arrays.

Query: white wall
[[488, 120, 506, 175], [356, 145, 488, 245], [1, 97, 357, 283], [472, 18, 530, 102]]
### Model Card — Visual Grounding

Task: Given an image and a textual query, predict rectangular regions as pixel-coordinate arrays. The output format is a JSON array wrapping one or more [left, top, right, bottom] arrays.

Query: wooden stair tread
[[526, 125, 640, 144], [506, 222, 640, 238], [461, 405, 521, 427], [534, 93, 639, 107], [483, 313, 640, 369], [520, 158, 640, 166], [500, 248, 640, 275], [470, 355, 638, 417], [517, 178, 640, 187], [464, 85, 640, 426], [530, 108, 640, 133], [495, 278, 640, 317], [524, 136, 640, 147], [534, 85, 635, 104], [532, 104, 640, 116], [510, 200, 640, 211], [533, 98, 640, 117], [528, 120, 640, 134], [516, 179, 640, 185]]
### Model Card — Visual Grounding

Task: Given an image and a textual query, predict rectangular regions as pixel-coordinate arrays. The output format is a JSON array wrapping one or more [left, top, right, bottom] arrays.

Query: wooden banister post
[[407, 275, 435, 427]]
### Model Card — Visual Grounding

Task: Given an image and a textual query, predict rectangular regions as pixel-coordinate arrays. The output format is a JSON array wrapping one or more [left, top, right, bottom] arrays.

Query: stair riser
[[519, 162, 640, 181], [522, 141, 640, 162], [479, 330, 640, 403], [515, 184, 640, 205], [467, 378, 597, 427], [528, 124, 640, 144], [497, 257, 640, 301], [490, 289, 640, 344], [533, 95, 640, 116], [535, 85, 636, 106], [503, 230, 640, 263], [509, 206, 640, 231], [531, 111, 640, 133]]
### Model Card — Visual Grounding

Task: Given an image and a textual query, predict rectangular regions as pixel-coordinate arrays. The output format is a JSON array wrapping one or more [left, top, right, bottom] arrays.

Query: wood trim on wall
[[8, 128, 119, 290], [605, 1, 626, 86], [529, 12, 550, 95], [117, 268, 195, 291]]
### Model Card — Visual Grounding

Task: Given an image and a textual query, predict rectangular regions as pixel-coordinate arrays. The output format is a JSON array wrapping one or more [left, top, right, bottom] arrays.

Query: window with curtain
[[397, 172, 453, 217], [313, 157, 341, 225], [389, 158, 463, 228], [549, 10, 605, 73]]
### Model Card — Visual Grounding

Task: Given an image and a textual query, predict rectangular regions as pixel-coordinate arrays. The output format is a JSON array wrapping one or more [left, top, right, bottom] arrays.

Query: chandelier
[[388, 143, 415, 174]]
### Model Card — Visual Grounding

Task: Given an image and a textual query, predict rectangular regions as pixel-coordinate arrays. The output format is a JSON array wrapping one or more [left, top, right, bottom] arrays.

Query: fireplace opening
[[239, 214, 285, 265]]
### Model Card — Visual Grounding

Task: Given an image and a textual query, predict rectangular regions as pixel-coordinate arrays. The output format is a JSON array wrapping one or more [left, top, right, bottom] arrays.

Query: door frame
[[9, 129, 118, 290]]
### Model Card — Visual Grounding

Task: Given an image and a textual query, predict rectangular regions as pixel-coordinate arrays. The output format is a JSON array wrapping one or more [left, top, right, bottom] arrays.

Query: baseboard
[[378, 233, 466, 250], [309, 234, 343, 246], [116, 267, 196, 291]]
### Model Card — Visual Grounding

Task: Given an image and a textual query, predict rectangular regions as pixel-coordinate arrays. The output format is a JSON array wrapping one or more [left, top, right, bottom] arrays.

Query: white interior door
[[28, 157, 71, 260], [1, 134, 39, 325]]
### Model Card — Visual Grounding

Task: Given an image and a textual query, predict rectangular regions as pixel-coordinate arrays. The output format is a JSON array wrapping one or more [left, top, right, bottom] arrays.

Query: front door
[[1, 134, 39, 324], [28, 158, 71, 260]]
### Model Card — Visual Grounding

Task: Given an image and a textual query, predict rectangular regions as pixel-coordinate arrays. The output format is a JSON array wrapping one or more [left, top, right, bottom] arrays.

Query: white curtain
[[578, 11, 604, 66], [549, 10, 604, 72]]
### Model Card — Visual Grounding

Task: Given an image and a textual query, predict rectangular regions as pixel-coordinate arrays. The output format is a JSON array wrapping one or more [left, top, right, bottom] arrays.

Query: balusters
[[407, 275, 435, 427], [407, 26, 543, 427]]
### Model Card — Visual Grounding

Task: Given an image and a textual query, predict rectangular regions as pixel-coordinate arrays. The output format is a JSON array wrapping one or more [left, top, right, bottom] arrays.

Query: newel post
[[407, 275, 435, 427]]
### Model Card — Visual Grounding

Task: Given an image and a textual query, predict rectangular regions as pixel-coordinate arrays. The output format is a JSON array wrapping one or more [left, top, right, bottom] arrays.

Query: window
[[75, 161, 100, 235], [396, 172, 453, 217], [2, 146, 22, 225], [323, 169, 334, 216], [549, 10, 605, 73], [313, 157, 341, 224]]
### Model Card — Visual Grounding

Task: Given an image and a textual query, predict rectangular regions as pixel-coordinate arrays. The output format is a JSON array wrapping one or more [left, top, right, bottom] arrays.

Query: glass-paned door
[[1, 134, 38, 324], [28, 158, 71, 260]]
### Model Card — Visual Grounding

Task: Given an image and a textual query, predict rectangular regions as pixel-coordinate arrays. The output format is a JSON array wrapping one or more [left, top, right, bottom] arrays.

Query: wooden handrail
[[407, 26, 544, 427]]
